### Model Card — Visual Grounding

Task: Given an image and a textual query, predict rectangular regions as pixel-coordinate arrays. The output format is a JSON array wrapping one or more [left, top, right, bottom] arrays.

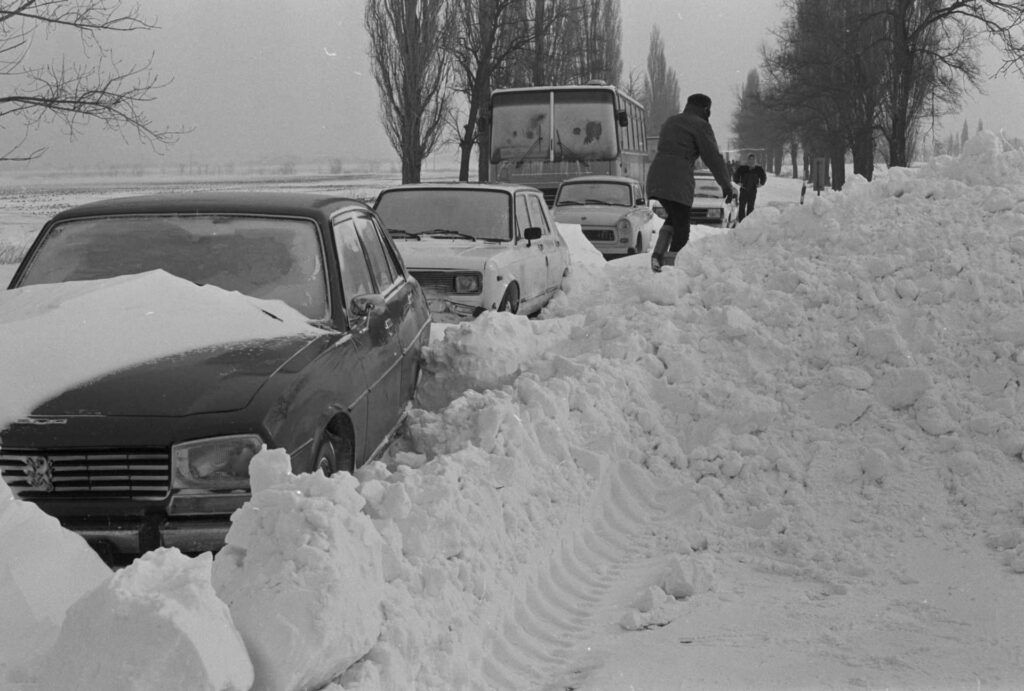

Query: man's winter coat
[[646, 103, 732, 206], [733, 164, 767, 191]]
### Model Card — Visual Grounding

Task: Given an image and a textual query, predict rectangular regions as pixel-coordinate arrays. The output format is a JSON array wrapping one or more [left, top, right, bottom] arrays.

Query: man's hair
[[686, 93, 712, 109]]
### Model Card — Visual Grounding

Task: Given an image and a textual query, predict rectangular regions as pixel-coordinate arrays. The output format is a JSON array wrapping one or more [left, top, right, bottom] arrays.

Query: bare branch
[[0, 0, 180, 162]]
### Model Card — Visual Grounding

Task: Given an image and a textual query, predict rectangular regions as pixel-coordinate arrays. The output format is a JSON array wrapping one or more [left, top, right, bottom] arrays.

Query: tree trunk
[[829, 143, 845, 191], [851, 127, 874, 181]]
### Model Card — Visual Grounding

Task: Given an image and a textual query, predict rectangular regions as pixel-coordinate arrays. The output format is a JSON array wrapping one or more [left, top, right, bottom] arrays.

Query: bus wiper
[[387, 228, 422, 240], [420, 228, 478, 241], [515, 136, 542, 166], [555, 130, 588, 164]]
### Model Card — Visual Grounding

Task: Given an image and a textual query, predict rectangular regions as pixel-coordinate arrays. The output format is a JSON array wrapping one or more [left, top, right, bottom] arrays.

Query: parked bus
[[485, 82, 648, 204]]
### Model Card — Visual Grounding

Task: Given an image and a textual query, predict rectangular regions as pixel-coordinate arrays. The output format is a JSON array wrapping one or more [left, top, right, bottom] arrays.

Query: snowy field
[[2, 140, 1024, 690]]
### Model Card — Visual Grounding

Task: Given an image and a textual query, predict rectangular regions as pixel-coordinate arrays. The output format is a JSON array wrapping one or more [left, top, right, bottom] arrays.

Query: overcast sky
[[10, 0, 1024, 171]]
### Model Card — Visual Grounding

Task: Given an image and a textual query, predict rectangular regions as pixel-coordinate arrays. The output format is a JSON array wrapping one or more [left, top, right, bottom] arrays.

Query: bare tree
[[0, 0, 182, 162], [571, 0, 622, 85], [365, 0, 454, 183], [642, 26, 679, 137], [447, 0, 532, 181], [509, 0, 620, 87]]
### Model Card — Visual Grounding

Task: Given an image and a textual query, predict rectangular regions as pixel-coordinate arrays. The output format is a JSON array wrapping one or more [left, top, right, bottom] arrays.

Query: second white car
[[374, 183, 571, 322]]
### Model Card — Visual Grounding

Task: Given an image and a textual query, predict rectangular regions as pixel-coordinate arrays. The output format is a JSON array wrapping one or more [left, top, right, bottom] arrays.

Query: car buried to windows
[[0, 192, 431, 561]]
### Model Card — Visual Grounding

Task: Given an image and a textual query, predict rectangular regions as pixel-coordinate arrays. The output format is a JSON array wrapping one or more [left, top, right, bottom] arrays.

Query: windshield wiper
[[556, 200, 584, 206], [387, 228, 422, 240], [420, 228, 478, 241], [583, 199, 613, 205]]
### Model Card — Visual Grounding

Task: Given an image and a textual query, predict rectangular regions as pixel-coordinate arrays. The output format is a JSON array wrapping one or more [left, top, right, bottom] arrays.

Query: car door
[[514, 192, 547, 305], [333, 214, 403, 455], [354, 212, 427, 408], [525, 192, 568, 295]]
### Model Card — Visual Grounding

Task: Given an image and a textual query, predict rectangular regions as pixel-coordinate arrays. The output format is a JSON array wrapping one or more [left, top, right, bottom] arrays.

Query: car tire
[[498, 282, 520, 314], [634, 234, 643, 254], [315, 429, 355, 475]]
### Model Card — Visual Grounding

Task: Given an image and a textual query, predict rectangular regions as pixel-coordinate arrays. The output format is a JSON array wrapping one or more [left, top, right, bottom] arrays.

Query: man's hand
[[723, 187, 736, 204]]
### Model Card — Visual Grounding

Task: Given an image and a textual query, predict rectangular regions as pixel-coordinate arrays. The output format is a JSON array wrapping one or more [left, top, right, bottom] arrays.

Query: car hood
[[552, 206, 628, 225], [23, 333, 330, 418], [394, 238, 512, 269], [0, 271, 331, 423]]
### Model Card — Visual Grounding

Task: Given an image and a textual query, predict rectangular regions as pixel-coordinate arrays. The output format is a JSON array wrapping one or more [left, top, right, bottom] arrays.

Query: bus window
[[490, 89, 619, 165], [551, 90, 617, 160], [490, 91, 549, 164]]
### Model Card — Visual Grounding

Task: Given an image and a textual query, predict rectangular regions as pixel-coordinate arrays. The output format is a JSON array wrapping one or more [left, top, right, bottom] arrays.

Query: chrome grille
[[410, 271, 482, 295], [0, 450, 170, 500], [582, 227, 615, 242]]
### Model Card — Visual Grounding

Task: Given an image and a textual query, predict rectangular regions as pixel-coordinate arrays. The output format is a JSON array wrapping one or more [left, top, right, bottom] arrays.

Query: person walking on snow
[[645, 93, 735, 272], [732, 153, 767, 223]]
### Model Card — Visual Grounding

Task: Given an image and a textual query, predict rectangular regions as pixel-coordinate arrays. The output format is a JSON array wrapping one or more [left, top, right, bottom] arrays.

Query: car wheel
[[315, 429, 355, 475], [634, 234, 643, 254], [498, 282, 520, 314]]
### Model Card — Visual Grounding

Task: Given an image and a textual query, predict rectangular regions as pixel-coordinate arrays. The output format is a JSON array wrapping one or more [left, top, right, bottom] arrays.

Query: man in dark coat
[[732, 153, 767, 222], [646, 93, 735, 272]]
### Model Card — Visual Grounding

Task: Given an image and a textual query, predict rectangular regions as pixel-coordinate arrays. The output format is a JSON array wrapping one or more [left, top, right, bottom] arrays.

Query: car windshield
[[375, 189, 512, 241], [555, 181, 632, 207], [16, 214, 329, 320], [694, 179, 721, 198]]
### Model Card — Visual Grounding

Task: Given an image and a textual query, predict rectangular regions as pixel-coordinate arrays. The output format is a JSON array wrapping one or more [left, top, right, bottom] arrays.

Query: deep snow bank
[[3, 131, 1024, 690]]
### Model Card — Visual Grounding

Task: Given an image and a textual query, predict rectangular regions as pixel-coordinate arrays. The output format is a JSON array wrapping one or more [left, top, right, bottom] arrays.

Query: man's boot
[[651, 226, 673, 273]]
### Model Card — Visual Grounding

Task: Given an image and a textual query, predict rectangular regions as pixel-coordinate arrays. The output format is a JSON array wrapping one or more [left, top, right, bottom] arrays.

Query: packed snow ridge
[[1, 130, 1024, 690]]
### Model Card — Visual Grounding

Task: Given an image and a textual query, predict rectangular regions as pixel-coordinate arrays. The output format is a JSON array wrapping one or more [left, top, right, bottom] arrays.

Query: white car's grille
[[410, 271, 482, 295]]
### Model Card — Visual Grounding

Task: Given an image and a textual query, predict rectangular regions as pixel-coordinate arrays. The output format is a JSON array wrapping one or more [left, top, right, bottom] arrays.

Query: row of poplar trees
[[365, 0, 628, 184], [729, 0, 1024, 189]]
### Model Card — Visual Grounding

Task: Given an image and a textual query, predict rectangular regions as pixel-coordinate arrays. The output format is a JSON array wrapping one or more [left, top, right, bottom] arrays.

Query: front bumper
[[426, 297, 486, 322], [69, 515, 233, 557]]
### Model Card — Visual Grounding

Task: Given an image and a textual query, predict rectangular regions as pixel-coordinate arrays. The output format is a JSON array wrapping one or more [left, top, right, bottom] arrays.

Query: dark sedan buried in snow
[[0, 192, 430, 561]]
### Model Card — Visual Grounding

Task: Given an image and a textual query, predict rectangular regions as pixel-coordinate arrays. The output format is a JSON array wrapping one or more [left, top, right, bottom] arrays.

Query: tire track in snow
[[479, 459, 684, 689]]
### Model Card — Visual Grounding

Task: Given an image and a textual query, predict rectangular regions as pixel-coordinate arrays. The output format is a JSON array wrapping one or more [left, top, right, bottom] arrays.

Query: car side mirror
[[349, 293, 387, 319], [524, 226, 542, 247]]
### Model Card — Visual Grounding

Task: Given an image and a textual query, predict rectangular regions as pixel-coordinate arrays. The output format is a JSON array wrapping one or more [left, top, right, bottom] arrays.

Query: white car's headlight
[[454, 273, 482, 294], [707, 208, 722, 219], [171, 434, 264, 490], [616, 218, 632, 236]]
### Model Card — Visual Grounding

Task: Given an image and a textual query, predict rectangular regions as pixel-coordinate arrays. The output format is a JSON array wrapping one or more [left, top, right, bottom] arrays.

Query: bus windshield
[[490, 90, 619, 164]]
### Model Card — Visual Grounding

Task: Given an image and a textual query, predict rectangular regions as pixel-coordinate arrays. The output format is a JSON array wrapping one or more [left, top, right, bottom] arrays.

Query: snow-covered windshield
[[555, 181, 632, 207], [489, 89, 618, 163], [375, 189, 512, 241], [15, 215, 329, 319]]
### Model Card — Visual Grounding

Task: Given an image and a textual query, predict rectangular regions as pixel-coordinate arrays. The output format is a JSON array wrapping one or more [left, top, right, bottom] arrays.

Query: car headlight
[[454, 273, 482, 294], [616, 218, 632, 236], [707, 208, 722, 219], [171, 434, 264, 490]]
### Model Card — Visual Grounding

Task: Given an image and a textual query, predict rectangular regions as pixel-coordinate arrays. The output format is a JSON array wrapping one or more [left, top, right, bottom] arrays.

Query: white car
[[552, 175, 658, 257], [690, 172, 731, 227], [373, 183, 571, 321]]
